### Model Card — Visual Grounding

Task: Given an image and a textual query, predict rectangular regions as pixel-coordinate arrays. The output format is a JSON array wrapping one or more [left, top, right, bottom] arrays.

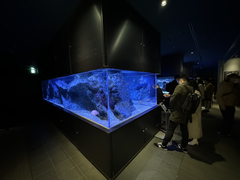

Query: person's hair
[[189, 79, 201, 95], [198, 79, 203, 84], [174, 75, 180, 80], [226, 73, 239, 82], [179, 74, 189, 82]]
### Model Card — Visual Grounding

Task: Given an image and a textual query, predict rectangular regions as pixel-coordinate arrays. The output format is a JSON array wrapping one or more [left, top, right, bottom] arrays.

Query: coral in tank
[[108, 72, 136, 120], [129, 75, 155, 102], [67, 72, 108, 120]]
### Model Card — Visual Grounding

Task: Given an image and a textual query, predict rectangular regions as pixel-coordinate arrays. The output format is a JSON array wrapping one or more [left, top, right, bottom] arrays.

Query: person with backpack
[[216, 73, 239, 136], [154, 74, 194, 153], [188, 79, 202, 145]]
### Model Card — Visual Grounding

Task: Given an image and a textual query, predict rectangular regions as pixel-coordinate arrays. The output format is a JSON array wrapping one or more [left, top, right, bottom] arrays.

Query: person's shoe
[[188, 138, 198, 145], [173, 141, 188, 153], [154, 142, 167, 150]]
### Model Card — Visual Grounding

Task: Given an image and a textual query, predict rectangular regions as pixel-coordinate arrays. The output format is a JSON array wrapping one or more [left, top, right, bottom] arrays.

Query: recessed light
[[30, 67, 36, 74], [161, 0, 167, 6], [191, 52, 193, 54], [197, 62, 199, 64]]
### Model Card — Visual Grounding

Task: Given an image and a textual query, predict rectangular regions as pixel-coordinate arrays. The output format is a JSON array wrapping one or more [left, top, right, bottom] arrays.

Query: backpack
[[181, 86, 201, 115]]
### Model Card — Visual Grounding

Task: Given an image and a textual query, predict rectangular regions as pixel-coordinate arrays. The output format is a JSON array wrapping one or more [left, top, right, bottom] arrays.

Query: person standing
[[165, 75, 179, 108], [203, 78, 214, 112], [157, 85, 164, 104], [216, 73, 239, 136], [154, 74, 193, 153], [166, 75, 179, 95], [188, 80, 202, 145], [197, 79, 204, 106]]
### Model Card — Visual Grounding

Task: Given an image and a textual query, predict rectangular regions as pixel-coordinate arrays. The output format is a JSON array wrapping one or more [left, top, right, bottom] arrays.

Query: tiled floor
[[1, 101, 240, 180]]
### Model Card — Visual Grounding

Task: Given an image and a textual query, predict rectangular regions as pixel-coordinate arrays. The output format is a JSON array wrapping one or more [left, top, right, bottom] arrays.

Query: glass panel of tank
[[157, 76, 174, 94], [107, 69, 157, 128], [42, 68, 157, 130]]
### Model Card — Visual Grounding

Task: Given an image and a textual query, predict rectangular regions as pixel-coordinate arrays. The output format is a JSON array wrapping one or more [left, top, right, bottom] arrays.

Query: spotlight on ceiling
[[161, 0, 167, 6], [197, 62, 199, 64], [30, 67, 36, 74], [191, 52, 194, 54]]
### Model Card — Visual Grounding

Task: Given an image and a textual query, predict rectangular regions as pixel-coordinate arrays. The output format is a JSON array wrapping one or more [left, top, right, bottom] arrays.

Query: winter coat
[[169, 82, 193, 124], [198, 84, 204, 99], [204, 82, 213, 101], [188, 90, 202, 139], [216, 81, 239, 107]]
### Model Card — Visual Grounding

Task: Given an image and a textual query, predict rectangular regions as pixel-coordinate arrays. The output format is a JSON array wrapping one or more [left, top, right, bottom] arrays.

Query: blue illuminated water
[[42, 69, 157, 129]]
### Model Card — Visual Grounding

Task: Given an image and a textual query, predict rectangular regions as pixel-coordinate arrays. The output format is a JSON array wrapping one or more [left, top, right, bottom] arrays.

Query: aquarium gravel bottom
[[45, 99, 156, 129]]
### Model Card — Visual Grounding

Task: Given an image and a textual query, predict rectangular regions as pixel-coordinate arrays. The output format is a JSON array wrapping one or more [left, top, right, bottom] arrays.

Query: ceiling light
[[197, 62, 199, 64], [191, 52, 193, 54], [31, 67, 36, 74], [161, 0, 167, 6]]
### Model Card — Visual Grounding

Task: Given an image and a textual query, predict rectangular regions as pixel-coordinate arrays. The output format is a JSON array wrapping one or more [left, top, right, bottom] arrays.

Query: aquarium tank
[[157, 76, 174, 93], [42, 68, 157, 130]]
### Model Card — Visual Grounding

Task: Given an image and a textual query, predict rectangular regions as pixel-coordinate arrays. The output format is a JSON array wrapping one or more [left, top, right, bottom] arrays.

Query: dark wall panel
[[144, 107, 160, 142], [161, 53, 183, 76], [112, 116, 144, 177], [74, 118, 112, 179], [39, 0, 161, 76], [38, 23, 70, 80], [183, 62, 193, 76], [142, 20, 161, 73], [52, 23, 71, 78], [103, 0, 143, 71], [68, 0, 104, 74]]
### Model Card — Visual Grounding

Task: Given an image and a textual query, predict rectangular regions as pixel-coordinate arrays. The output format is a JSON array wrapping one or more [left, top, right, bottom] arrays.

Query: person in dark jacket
[[165, 75, 179, 108], [154, 74, 193, 153], [216, 73, 239, 136], [203, 78, 214, 112], [166, 75, 179, 95], [157, 85, 164, 104]]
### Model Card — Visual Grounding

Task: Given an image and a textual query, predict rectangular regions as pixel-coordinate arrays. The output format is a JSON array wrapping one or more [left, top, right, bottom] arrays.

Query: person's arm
[[169, 85, 181, 109], [216, 83, 226, 111]]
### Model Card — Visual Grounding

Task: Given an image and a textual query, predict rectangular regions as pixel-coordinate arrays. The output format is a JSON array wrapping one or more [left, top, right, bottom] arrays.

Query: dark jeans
[[162, 120, 189, 148], [219, 106, 235, 134]]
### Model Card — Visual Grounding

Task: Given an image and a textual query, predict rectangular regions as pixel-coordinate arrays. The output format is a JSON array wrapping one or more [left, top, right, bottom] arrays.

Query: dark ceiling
[[1, 0, 240, 70], [127, 0, 240, 70]]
